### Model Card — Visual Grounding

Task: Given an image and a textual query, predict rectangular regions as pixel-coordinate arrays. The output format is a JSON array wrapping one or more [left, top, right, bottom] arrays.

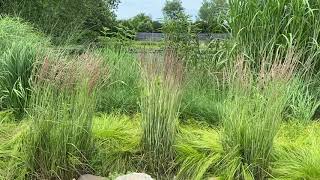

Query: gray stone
[[77, 174, 106, 180], [115, 173, 153, 180]]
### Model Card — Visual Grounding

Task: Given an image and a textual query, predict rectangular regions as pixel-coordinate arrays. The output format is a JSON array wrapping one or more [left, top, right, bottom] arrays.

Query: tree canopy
[[198, 0, 228, 33], [162, 0, 185, 20], [0, 0, 120, 44]]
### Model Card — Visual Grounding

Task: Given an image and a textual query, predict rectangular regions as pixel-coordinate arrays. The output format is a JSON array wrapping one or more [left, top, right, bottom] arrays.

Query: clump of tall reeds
[[220, 49, 298, 179], [228, 0, 320, 70], [0, 16, 50, 117], [25, 52, 107, 180], [140, 49, 184, 178]]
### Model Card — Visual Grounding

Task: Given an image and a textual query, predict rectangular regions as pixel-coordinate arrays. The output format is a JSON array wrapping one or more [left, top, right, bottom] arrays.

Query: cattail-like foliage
[[0, 17, 49, 117], [140, 49, 184, 178], [25, 52, 107, 180], [220, 49, 298, 179], [228, 0, 320, 71]]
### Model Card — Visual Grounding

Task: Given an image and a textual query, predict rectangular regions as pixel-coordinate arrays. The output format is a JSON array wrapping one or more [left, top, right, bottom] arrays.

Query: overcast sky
[[116, 0, 203, 20]]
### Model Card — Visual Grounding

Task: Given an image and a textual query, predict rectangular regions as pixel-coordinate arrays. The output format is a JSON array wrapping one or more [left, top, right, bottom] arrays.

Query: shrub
[[0, 0, 120, 44], [140, 50, 183, 178], [0, 17, 49, 118], [25, 52, 106, 179]]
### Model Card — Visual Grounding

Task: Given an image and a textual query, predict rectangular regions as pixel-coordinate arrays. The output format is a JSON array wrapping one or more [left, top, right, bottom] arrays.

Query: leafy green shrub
[[0, 16, 50, 118], [0, 0, 120, 44], [25, 52, 106, 179], [140, 50, 183, 178]]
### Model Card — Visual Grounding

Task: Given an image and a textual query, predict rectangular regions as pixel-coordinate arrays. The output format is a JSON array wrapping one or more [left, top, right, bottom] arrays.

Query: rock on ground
[[77, 174, 106, 180], [77, 173, 153, 180], [115, 173, 153, 180]]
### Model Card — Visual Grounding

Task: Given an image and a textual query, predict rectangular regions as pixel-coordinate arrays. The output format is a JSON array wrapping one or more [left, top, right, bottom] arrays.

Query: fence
[[136, 32, 229, 41]]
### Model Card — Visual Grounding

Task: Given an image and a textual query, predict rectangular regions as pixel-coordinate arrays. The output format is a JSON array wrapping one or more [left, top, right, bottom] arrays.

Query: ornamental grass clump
[[0, 16, 50, 117], [228, 0, 320, 70], [140, 50, 184, 178], [220, 49, 298, 179], [25, 52, 107, 180]]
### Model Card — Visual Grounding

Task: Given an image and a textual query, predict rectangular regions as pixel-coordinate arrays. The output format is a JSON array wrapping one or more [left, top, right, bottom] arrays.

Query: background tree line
[[0, 0, 120, 44], [0, 0, 228, 44], [118, 0, 229, 34]]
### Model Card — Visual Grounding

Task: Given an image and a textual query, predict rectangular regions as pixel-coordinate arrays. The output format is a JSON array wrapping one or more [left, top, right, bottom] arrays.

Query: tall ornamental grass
[[228, 0, 320, 70], [220, 49, 298, 179], [25, 52, 107, 180], [140, 50, 184, 178], [0, 16, 50, 117]]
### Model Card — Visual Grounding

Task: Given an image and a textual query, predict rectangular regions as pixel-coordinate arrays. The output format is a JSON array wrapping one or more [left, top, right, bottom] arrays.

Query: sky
[[116, 0, 203, 20]]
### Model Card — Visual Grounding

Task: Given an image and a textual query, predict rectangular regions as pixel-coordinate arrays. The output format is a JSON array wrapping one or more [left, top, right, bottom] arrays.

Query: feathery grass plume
[[220, 49, 298, 179], [0, 16, 50, 118], [25, 52, 107, 180], [175, 121, 223, 180], [140, 49, 184, 178], [91, 114, 141, 176]]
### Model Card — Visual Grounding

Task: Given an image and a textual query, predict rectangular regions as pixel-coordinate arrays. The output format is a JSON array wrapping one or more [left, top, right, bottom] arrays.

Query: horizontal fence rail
[[136, 32, 229, 41]]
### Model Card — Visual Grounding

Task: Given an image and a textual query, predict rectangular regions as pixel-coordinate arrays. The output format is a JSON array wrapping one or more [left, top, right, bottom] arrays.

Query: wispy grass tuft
[[25, 52, 106, 179], [175, 122, 223, 180], [286, 77, 320, 122], [140, 50, 184, 178], [0, 112, 29, 180], [220, 49, 298, 179], [91, 114, 141, 176], [274, 122, 320, 179]]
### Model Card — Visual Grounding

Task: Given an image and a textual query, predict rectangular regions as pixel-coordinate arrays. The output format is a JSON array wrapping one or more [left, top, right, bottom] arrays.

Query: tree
[[162, 0, 185, 20], [198, 0, 228, 33], [152, 21, 163, 32], [118, 14, 163, 33], [130, 13, 154, 32], [0, 0, 120, 44]]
